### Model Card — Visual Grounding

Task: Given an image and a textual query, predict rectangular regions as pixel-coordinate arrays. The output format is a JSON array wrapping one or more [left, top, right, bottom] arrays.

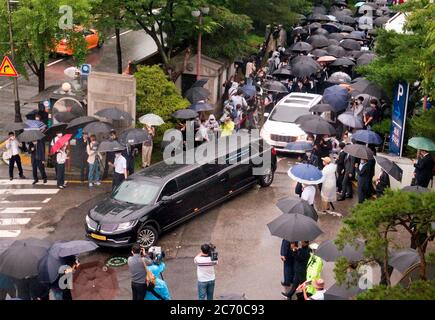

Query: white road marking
[[47, 58, 66, 67], [0, 230, 21, 238], [42, 198, 51, 203], [111, 29, 133, 39], [0, 189, 59, 195], [0, 179, 58, 186], [0, 207, 42, 214], [0, 218, 31, 226], [0, 197, 51, 204]]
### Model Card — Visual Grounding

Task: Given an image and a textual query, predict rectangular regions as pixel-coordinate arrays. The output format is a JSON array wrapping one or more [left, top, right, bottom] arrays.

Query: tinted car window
[[202, 163, 227, 176], [159, 180, 178, 200], [112, 180, 160, 205], [176, 168, 206, 190]]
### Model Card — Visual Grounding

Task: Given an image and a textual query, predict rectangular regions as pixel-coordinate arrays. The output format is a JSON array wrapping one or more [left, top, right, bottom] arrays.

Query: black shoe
[[19, 175, 26, 179], [281, 281, 290, 287], [32, 180, 39, 185], [337, 196, 345, 201], [9, 177, 13, 181], [281, 292, 290, 299], [43, 179, 47, 184], [346, 194, 353, 199]]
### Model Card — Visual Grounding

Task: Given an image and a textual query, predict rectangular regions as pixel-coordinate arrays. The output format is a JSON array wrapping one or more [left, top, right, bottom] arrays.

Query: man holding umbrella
[[413, 149, 434, 188], [29, 139, 48, 185]]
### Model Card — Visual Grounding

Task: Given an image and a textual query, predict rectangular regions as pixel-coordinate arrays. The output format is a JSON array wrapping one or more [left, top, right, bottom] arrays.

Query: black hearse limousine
[[86, 133, 277, 248]]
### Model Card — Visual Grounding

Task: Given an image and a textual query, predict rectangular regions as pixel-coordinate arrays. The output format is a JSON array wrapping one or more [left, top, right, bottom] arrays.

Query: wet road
[[0, 155, 357, 300]]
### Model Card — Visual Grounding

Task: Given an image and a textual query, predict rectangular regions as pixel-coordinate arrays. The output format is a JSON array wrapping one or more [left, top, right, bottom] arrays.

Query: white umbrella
[[139, 113, 165, 126]]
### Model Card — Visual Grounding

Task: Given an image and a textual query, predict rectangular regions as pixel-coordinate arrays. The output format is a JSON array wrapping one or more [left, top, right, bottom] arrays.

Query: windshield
[[269, 105, 310, 123], [112, 180, 160, 205]]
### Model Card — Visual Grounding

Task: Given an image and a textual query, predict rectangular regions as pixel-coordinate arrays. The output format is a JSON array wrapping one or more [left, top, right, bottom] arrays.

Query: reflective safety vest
[[305, 254, 324, 295]]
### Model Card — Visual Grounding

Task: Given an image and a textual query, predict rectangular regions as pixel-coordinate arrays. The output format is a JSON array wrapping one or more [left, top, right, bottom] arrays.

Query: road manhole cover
[[106, 256, 128, 268]]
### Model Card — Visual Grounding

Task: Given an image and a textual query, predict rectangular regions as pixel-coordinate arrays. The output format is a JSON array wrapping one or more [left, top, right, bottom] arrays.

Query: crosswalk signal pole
[[6, 0, 22, 123]]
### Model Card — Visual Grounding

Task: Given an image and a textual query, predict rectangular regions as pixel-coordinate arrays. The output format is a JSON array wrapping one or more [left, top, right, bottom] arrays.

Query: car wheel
[[258, 169, 274, 187], [136, 225, 158, 248]]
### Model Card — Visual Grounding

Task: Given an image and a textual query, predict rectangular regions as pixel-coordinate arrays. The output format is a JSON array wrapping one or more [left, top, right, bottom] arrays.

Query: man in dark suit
[[336, 142, 346, 193], [29, 140, 47, 185], [280, 240, 295, 289], [76, 132, 89, 182], [338, 151, 355, 201], [414, 150, 434, 188], [356, 159, 372, 204], [282, 241, 311, 300]]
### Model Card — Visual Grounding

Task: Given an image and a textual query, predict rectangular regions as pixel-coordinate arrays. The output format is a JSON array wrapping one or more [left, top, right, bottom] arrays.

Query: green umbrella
[[408, 137, 435, 151]]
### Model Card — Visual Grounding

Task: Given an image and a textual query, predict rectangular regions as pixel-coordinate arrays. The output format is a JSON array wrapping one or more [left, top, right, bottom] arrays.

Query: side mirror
[[263, 112, 270, 118], [161, 196, 173, 204]]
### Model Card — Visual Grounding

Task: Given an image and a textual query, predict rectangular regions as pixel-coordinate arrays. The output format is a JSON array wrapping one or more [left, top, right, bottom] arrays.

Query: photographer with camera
[[128, 244, 148, 300], [194, 243, 218, 300]]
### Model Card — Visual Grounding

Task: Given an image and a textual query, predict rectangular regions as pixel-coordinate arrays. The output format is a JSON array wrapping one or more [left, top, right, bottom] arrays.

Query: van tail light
[[271, 147, 277, 156]]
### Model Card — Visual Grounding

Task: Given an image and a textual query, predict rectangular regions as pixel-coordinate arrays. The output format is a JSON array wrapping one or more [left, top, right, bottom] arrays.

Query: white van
[[260, 93, 322, 153]]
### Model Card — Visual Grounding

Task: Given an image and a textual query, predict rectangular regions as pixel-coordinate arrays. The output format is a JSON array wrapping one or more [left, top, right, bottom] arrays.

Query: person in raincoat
[[295, 243, 324, 300], [220, 116, 235, 137], [144, 270, 171, 300], [320, 157, 337, 212]]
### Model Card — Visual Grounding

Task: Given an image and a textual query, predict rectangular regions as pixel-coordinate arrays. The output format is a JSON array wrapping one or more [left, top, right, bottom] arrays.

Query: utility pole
[[6, 0, 22, 122]]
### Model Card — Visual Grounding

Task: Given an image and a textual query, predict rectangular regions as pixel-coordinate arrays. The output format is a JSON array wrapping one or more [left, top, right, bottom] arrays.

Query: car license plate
[[90, 233, 106, 241]]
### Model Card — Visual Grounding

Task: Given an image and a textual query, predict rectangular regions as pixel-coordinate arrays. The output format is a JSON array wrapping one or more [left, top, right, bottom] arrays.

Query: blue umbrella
[[188, 102, 214, 112], [286, 141, 314, 152], [240, 85, 257, 98], [322, 85, 350, 112], [25, 120, 46, 130], [288, 164, 324, 185], [352, 130, 382, 145]]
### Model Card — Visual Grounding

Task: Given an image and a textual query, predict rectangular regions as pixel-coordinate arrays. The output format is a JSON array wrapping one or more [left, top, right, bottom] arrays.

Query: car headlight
[[86, 215, 97, 231], [116, 220, 138, 232], [261, 127, 271, 140], [297, 134, 307, 141]]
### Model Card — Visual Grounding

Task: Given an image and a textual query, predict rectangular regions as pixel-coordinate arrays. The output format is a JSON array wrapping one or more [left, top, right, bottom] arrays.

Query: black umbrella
[[95, 107, 133, 122], [276, 196, 318, 221], [4, 122, 28, 131], [66, 116, 99, 131], [330, 57, 355, 67], [309, 103, 335, 113], [262, 80, 289, 94], [307, 13, 330, 22], [347, 50, 366, 60], [343, 144, 374, 160], [350, 78, 389, 101], [340, 25, 355, 33], [172, 109, 198, 120], [312, 6, 327, 15], [357, 53, 376, 66], [290, 41, 313, 53], [328, 33, 345, 41], [184, 86, 211, 103], [326, 45, 346, 58], [291, 56, 321, 78], [340, 39, 361, 51], [313, 27, 329, 36], [338, 112, 364, 129], [97, 140, 126, 153], [43, 123, 67, 138], [299, 117, 336, 135], [119, 128, 151, 145], [54, 112, 78, 123], [389, 248, 420, 274], [17, 129, 45, 143], [267, 214, 323, 242], [0, 238, 51, 279], [344, 31, 366, 41], [272, 67, 292, 78], [322, 23, 341, 33], [328, 38, 340, 46], [324, 282, 364, 300], [316, 240, 365, 262], [192, 79, 208, 87], [335, 14, 356, 25], [295, 114, 322, 125], [310, 49, 329, 58], [374, 15, 390, 27], [327, 72, 352, 84], [307, 35, 329, 48], [308, 22, 322, 31], [83, 121, 113, 134], [402, 186, 430, 193], [291, 27, 308, 36], [374, 156, 403, 182], [188, 102, 214, 112]]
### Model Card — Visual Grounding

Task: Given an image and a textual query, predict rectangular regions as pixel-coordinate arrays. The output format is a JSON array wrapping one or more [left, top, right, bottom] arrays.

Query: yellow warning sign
[[0, 56, 18, 77]]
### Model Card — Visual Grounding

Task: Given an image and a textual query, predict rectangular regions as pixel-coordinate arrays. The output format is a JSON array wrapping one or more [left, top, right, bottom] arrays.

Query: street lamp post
[[6, 0, 22, 122], [192, 7, 209, 80]]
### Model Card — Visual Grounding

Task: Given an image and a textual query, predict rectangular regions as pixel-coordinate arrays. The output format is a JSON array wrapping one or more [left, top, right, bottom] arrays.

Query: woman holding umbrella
[[142, 124, 155, 168], [320, 157, 337, 213], [55, 145, 68, 189]]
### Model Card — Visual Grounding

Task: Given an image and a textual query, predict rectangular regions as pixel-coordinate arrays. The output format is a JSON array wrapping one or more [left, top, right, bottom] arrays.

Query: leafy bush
[[357, 280, 435, 300], [135, 65, 189, 144], [410, 108, 435, 142], [372, 119, 391, 137]]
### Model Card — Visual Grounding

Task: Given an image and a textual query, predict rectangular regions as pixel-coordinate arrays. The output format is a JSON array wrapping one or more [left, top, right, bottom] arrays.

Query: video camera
[[208, 243, 218, 262], [148, 246, 165, 265]]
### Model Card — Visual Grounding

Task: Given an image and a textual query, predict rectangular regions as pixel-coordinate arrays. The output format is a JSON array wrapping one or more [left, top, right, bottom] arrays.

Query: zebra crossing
[[0, 179, 60, 238]]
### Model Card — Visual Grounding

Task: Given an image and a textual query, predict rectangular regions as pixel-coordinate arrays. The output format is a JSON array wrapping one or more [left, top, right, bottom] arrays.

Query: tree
[[357, 0, 435, 98], [91, 0, 132, 74], [135, 65, 189, 143], [410, 108, 435, 142], [334, 190, 435, 285], [0, 0, 90, 92], [357, 280, 435, 300]]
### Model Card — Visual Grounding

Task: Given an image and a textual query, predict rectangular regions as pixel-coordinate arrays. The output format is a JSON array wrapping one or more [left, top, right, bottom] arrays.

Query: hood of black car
[[89, 197, 153, 223]]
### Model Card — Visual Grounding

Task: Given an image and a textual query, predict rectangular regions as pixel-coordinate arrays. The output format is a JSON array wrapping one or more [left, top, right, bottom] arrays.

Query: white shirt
[[230, 95, 247, 108], [301, 185, 316, 205], [114, 154, 127, 174], [56, 149, 67, 164], [194, 255, 218, 282], [6, 139, 20, 156], [310, 289, 326, 300]]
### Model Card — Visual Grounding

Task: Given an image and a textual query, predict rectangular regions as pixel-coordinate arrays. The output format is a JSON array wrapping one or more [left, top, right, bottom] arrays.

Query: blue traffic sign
[[80, 64, 92, 76], [389, 81, 409, 157]]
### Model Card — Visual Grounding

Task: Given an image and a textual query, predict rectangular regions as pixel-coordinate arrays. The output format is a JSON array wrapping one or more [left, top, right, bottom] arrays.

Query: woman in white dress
[[320, 157, 337, 212]]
